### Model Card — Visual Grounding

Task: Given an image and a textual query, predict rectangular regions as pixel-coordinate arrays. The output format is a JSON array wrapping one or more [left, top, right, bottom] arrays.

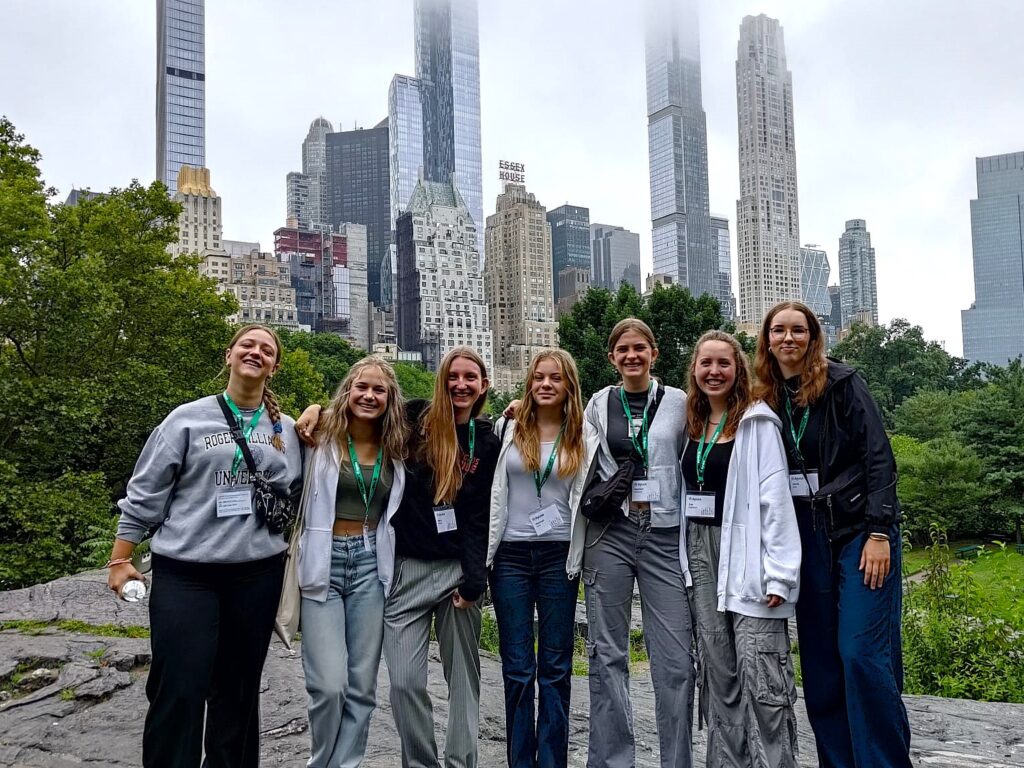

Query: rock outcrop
[[1, 570, 1021, 767]]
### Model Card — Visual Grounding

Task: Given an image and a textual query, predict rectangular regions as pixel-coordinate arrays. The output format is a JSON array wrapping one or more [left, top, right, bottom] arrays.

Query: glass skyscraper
[[389, 74, 424, 231], [325, 123, 391, 306], [800, 245, 832, 318], [962, 152, 1024, 365], [156, 0, 205, 196], [547, 205, 591, 301], [735, 15, 801, 327], [645, 0, 714, 299], [710, 216, 735, 319], [838, 219, 878, 325], [415, 0, 483, 235], [591, 224, 642, 293]]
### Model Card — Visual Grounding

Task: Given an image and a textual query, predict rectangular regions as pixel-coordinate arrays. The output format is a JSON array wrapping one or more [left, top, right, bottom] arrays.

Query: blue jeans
[[300, 532, 385, 768], [795, 513, 912, 768], [489, 540, 579, 768]]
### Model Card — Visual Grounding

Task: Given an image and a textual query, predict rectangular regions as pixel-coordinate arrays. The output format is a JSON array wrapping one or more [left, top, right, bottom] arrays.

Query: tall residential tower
[[415, 0, 484, 234], [156, 0, 205, 195], [547, 204, 591, 301], [838, 219, 878, 326], [735, 15, 801, 328], [645, 0, 714, 299], [961, 152, 1024, 365]]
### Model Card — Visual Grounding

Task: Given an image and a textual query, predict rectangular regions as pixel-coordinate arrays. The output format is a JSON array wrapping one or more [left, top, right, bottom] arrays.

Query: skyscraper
[[303, 117, 333, 232], [395, 175, 492, 371], [325, 122, 391, 306], [710, 215, 735, 318], [285, 172, 311, 231], [800, 245, 832, 318], [415, 0, 484, 233], [591, 224, 642, 293], [168, 166, 221, 257], [735, 15, 801, 328], [547, 204, 591, 302], [961, 152, 1024, 365], [484, 184, 559, 390], [838, 219, 878, 326], [389, 74, 424, 231], [645, 0, 714, 298], [275, 224, 369, 349], [156, 0, 205, 196]]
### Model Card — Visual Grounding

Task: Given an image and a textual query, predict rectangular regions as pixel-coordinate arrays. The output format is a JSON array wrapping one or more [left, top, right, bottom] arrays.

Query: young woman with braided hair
[[108, 324, 304, 768]]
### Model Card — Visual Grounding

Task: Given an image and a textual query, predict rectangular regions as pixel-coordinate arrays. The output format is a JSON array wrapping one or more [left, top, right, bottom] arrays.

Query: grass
[[0, 619, 150, 639], [58, 687, 75, 701]]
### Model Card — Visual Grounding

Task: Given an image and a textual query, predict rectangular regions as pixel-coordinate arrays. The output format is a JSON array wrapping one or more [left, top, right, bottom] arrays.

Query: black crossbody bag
[[216, 394, 295, 536]]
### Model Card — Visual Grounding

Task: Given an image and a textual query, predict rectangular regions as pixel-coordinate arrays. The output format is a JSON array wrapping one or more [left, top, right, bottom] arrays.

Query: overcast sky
[[3, 0, 1023, 355]]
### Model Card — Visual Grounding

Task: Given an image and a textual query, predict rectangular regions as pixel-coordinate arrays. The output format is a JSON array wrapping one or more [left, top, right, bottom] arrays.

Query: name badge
[[685, 491, 716, 519], [529, 504, 563, 536], [362, 523, 374, 554], [789, 471, 820, 498], [433, 505, 458, 534], [631, 479, 660, 503], [216, 487, 252, 517]]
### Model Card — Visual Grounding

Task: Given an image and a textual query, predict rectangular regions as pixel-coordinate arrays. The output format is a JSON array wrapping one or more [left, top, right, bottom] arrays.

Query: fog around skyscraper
[[7, 0, 1024, 354]]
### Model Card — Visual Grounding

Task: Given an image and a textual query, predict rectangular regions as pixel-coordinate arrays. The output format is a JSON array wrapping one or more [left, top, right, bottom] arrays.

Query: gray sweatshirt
[[116, 395, 304, 563]]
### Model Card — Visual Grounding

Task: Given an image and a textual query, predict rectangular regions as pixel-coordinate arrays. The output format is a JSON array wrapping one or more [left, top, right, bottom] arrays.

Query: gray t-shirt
[[502, 440, 573, 542], [116, 395, 304, 563]]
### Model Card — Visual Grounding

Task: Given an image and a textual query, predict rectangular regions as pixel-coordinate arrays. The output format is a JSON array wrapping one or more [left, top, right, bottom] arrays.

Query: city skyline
[[5, 0, 1024, 355]]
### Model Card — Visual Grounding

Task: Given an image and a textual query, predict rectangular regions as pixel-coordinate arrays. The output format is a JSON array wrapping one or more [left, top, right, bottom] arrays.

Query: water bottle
[[120, 579, 147, 603]]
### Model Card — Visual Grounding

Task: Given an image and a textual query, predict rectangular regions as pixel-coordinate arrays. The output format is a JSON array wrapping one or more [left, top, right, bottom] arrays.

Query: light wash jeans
[[301, 532, 385, 768]]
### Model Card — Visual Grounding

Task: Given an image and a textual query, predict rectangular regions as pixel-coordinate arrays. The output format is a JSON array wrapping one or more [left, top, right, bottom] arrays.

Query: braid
[[263, 386, 286, 452]]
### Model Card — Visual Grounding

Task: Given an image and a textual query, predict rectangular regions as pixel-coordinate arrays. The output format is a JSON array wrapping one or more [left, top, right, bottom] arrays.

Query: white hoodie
[[680, 401, 801, 619], [487, 417, 601, 578], [296, 442, 407, 601]]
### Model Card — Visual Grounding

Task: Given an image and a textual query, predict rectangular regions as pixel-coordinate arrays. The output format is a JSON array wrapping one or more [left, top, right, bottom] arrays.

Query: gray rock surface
[[1, 570, 1022, 767]]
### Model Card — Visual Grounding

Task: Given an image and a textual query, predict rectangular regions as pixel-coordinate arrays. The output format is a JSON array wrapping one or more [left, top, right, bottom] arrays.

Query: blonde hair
[[226, 324, 286, 453], [685, 330, 753, 440], [419, 346, 489, 504], [753, 301, 828, 410], [513, 349, 585, 479], [317, 356, 408, 465]]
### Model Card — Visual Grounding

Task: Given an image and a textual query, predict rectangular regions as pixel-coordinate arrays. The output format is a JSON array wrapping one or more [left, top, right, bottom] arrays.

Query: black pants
[[144, 553, 285, 768]]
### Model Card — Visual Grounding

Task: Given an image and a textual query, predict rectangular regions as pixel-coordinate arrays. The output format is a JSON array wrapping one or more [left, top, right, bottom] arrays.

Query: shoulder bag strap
[[217, 393, 261, 476]]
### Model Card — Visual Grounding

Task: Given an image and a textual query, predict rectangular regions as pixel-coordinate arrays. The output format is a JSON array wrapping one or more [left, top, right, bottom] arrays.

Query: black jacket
[[779, 360, 899, 535], [392, 400, 499, 602]]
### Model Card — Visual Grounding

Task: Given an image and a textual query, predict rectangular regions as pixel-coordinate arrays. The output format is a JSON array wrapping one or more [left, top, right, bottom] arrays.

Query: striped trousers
[[383, 557, 482, 768]]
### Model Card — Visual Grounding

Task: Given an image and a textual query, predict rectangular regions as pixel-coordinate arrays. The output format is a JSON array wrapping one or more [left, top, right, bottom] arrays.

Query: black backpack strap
[[217, 393, 260, 475]]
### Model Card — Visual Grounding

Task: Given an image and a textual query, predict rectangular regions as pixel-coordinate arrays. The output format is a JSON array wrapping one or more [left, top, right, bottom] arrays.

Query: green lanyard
[[223, 392, 265, 477], [784, 395, 810, 463], [347, 434, 383, 521], [696, 413, 728, 489], [619, 382, 654, 468], [460, 418, 476, 475], [534, 427, 564, 500]]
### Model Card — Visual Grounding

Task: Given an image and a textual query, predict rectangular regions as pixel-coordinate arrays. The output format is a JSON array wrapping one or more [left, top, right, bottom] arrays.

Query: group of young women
[[109, 299, 911, 768]]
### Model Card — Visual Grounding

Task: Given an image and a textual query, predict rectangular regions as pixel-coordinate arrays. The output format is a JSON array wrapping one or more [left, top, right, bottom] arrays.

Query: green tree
[[271, 348, 328, 417], [891, 434, 991, 540], [276, 328, 364, 396], [893, 389, 961, 442], [831, 319, 964, 424], [394, 362, 435, 401], [0, 119, 236, 586], [557, 283, 727, 401]]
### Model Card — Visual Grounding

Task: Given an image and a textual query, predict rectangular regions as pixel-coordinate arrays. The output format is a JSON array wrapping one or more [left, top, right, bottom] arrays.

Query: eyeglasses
[[769, 326, 809, 340]]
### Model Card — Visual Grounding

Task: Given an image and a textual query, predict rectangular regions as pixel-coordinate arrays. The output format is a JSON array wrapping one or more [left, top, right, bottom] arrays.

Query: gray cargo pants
[[582, 511, 695, 768], [383, 557, 482, 768], [686, 523, 798, 768]]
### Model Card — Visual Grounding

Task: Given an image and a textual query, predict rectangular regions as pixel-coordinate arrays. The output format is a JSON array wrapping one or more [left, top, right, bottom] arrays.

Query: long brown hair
[[753, 301, 828, 410], [513, 349, 585, 479], [225, 324, 286, 453], [685, 330, 753, 440], [419, 346, 489, 504], [317, 356, 408, 465]]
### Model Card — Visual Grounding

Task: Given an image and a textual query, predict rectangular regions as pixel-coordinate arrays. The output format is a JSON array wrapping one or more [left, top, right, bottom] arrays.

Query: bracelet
[[868, 532, 889, 542], [104, 557, 133, 568]]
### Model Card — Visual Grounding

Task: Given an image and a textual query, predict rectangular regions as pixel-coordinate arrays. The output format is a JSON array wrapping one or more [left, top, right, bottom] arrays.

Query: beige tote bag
[[274, 450, 316, 650]]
